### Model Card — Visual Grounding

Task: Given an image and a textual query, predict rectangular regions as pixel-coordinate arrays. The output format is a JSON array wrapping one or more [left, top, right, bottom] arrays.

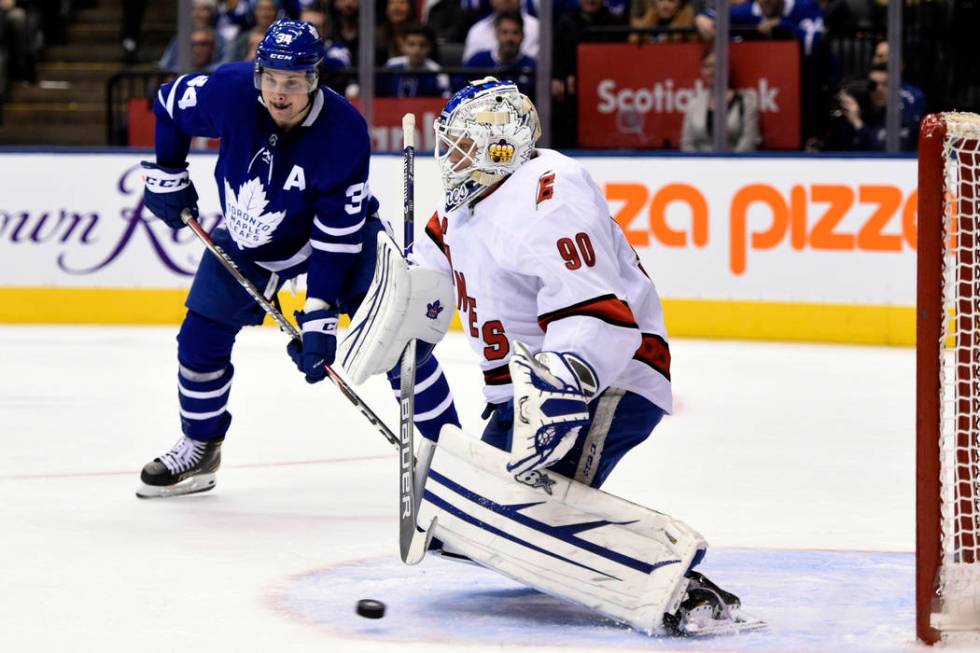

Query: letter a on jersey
[[284, 165, 307, 191]]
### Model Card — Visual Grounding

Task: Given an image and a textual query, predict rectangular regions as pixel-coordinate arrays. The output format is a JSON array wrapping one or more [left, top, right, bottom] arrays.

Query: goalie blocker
[[423, 425, 765, 636]]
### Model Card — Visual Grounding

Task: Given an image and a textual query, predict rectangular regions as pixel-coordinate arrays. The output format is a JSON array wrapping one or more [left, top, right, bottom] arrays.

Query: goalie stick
[[179, 208, 399, 449], [399, 113, 438, 564]]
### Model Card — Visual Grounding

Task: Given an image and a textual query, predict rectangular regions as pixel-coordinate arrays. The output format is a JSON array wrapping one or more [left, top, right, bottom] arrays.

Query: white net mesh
[[937, 113, 980, 631]]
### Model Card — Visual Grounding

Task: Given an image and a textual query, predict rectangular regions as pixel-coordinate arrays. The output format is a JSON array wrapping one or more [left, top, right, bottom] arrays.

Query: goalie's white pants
[[420, 425, 706, 635]]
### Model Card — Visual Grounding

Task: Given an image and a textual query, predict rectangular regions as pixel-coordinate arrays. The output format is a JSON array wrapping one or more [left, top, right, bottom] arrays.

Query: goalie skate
[[136, 436, 222, 499], [664, 572, 767, 637]]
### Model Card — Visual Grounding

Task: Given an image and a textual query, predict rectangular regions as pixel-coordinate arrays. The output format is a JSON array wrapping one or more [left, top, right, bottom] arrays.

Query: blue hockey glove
[[141, 161, 199, 229], [506, 341, 599, 475], [287, 303, 339, 384]]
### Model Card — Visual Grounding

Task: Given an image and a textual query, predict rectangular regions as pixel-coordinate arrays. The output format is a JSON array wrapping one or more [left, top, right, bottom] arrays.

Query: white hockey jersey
[[414, 149, 672, 412]]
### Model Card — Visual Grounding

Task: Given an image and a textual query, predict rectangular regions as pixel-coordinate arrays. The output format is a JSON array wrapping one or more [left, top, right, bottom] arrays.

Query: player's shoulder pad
[[156, 61, 254, 120], [320, 86, 368, 130], [308, 86, 370, 146], [190, 61, 255, 99]]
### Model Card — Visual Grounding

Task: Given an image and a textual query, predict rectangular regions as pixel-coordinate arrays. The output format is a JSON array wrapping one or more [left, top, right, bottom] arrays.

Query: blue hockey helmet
[[254, 19, 325, 93]]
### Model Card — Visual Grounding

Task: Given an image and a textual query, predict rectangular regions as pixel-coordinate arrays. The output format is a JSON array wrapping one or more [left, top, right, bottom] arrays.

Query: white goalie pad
[[338, 230, 454, 385], [419, 424, 707, 635]]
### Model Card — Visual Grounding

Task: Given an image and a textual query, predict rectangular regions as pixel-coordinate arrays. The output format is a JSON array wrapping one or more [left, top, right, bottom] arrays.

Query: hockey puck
[[355, 599, 386, 619]]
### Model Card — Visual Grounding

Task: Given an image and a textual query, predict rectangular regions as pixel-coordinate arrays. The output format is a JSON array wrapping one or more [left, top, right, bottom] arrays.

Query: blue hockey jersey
[[152, 61, 380, 305]]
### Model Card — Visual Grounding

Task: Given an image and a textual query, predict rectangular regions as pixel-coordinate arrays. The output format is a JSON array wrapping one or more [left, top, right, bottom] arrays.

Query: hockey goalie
[[339, 78, 764, 637]]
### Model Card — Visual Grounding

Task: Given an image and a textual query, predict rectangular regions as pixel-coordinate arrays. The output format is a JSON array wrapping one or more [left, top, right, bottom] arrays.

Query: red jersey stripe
[[483, 366, 512, 386], [633, 333, 671, 380], [537, 294, 638, 331]]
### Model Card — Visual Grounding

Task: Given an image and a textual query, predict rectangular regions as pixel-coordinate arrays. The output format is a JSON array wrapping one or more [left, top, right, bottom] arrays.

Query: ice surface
[[0, 326, 929, 651]]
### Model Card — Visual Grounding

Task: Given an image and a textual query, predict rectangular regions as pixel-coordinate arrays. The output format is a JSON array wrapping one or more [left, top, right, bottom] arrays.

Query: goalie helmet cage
[[917, 112, 980, 645]]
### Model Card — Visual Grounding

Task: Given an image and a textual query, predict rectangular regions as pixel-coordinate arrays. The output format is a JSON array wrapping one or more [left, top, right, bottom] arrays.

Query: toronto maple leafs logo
[[223, 178, 286, 249], [514, 469, 556, 495], [426, 299, 444, 320]]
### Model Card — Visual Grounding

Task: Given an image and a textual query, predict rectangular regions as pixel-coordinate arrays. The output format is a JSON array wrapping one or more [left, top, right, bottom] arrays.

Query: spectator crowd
[[1, 0, 74, 115], [2, 0, 946, 151]]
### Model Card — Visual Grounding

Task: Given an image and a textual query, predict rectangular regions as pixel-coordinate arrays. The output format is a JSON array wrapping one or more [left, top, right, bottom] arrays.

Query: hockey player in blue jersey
[[136, 19, 459, 498]]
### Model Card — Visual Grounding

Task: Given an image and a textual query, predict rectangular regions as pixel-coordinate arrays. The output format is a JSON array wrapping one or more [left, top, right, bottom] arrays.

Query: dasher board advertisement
[[0, 152, 915, 343]]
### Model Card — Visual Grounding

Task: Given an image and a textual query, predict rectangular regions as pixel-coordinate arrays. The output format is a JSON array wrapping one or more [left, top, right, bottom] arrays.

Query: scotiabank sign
[[578, 41, 801, 150]]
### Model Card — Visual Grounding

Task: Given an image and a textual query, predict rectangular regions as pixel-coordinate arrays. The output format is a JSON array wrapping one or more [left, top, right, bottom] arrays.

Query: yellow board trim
[[0, 288, 914, 346], [661, 299, 915, 346]]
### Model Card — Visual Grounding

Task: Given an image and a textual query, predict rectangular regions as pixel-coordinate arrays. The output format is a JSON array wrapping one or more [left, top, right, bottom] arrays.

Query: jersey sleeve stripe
[[162, 74, 188, 119], [483, 365, 512, 386], [633, 333, 671, 381], [310, 241, 363, 254], [537, 294, 638, 331], [314, 215, 365, 237]]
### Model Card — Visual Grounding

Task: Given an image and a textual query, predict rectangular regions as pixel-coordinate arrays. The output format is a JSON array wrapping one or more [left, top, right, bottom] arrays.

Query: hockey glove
[[287, 301, 339, 384], [141, 161, 199, 229], [506, 340, 598, 476]]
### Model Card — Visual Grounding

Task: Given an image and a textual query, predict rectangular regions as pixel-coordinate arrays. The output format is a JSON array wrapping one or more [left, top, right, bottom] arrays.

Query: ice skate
[[136, 436, 222, 499], [663, 571, 767, 636]]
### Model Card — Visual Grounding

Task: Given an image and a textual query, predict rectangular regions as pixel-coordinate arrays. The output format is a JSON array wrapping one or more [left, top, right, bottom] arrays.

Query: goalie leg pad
[[420, 424, 707, 635], [338, 230, 454, 385]]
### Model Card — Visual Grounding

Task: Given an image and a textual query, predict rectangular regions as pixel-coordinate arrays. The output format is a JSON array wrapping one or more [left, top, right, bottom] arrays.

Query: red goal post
[[917, 112, 980, 645]]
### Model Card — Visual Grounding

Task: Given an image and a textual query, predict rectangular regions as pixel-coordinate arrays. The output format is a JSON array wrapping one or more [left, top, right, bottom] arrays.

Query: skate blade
[[136, 473, 217, 499], [677, 611, 767, 637]]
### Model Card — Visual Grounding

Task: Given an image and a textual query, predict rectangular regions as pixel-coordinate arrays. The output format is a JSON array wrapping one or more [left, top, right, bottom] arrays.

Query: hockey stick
[[398, 113, 438, 565], [179, 209, 398, 448]]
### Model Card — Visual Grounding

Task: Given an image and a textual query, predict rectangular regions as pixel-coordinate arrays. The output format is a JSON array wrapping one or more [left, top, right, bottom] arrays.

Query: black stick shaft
[[398, 114, 419, 562]]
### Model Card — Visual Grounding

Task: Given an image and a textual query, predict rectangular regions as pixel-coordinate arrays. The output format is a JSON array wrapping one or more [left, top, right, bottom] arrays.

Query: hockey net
[[918, 112, 980, 645]]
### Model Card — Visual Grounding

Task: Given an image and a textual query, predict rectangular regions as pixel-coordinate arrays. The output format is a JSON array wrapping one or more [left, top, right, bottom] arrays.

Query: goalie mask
[[254, 19, 325, 94], [434, 77, 541, 212]]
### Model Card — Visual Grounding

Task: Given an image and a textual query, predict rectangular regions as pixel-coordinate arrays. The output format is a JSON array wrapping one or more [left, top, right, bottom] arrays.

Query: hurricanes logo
[[488, 140, 515, 164], [426, 300, 444, 320]]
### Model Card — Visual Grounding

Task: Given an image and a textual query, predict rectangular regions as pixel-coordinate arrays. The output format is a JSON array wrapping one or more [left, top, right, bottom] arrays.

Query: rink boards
[[0, 150, 917, 345]]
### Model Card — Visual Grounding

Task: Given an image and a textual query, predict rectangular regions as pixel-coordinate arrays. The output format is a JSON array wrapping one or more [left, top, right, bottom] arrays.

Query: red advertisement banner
[[577, 41, 801, 150], [353, 97, 447, 153]]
